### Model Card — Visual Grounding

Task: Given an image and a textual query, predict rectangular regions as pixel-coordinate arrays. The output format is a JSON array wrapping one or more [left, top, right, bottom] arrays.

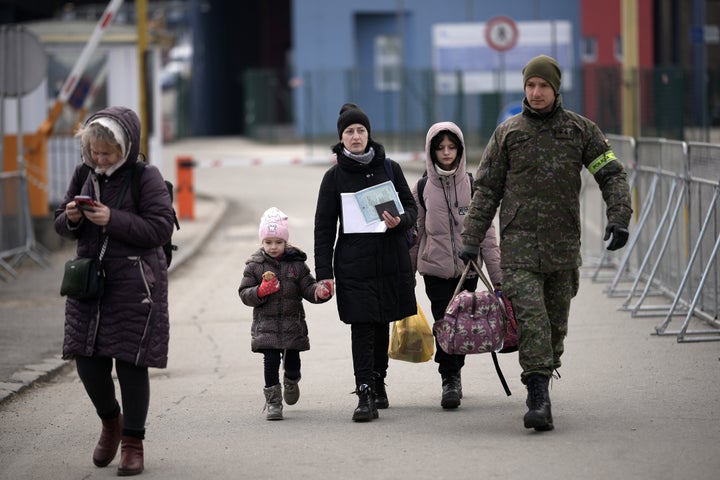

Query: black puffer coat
[[54, 106, 175, 368], [238, 245, 326, 352], [314, 141, 417, 324]]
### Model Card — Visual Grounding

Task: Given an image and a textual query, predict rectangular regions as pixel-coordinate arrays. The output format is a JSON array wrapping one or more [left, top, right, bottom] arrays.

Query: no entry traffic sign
[[485, 16, 519, 52]]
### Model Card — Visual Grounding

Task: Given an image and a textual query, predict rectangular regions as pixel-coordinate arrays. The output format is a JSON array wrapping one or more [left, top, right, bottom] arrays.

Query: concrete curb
[[0, 357, 70, 401]]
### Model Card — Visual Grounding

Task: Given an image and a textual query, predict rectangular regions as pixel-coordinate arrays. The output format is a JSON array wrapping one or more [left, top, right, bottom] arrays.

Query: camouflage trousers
[[502, 267, 580, 384]]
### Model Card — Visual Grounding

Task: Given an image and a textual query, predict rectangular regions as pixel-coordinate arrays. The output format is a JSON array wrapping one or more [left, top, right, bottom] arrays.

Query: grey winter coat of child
[[239, 245, 326, 351]]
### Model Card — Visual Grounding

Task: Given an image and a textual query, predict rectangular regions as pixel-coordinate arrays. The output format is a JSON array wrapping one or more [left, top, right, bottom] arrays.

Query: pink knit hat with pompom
[[258, 207, 289, 242]]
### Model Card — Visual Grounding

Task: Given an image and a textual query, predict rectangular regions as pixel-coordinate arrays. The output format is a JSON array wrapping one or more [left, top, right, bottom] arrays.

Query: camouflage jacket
[[462, 96, 632, 272]]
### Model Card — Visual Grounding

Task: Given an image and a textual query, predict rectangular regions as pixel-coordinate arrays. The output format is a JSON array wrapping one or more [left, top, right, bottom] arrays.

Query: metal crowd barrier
[[586, 134, 637, 283], [619, 139, 688, 307], [0, 170, 49, 280], [47, 136, 80, 207], [585, 135, 720, 343], [654, 142, 720, 342], [0, 136, 78, 281]]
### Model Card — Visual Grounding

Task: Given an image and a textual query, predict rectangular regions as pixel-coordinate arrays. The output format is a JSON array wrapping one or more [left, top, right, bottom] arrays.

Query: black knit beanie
[[522, 55, 561, 94], [336, 103, 371, 139]]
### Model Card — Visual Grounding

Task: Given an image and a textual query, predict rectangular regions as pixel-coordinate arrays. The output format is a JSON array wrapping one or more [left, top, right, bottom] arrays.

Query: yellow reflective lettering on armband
[[588, 150, 617, 174]]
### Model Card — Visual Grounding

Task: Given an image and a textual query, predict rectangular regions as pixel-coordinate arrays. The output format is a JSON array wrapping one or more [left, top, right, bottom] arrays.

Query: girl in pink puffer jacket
[[409, 121, 503, 410]]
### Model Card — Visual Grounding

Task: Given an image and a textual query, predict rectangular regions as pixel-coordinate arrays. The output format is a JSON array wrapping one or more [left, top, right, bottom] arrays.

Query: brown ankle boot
[[92, 413, 123, 467], [117, 436, 144, 476]]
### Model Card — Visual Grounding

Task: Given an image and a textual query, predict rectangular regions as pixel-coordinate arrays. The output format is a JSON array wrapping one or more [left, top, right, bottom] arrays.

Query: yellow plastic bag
[[388, 303, 434, 363]]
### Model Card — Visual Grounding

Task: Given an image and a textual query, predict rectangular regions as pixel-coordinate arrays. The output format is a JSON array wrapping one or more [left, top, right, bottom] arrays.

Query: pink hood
[[410, 122, 502, 284]]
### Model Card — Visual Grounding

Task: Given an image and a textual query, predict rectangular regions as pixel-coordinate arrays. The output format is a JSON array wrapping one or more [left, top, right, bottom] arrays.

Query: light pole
[[621, 0, 640, 138], [136, 0, 149, 155]]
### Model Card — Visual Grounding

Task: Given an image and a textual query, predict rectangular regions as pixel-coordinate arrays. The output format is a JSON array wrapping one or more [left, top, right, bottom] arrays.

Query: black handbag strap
[[455, 259, 512, 397], [98, 237, 109, 262], [491, 352, 511, 396], [93, 168, 133, 262]]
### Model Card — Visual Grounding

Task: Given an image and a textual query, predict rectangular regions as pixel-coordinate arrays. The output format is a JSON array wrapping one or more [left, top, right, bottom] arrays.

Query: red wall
[[581, 0, 653, 67], [581, 0, 654, 127]]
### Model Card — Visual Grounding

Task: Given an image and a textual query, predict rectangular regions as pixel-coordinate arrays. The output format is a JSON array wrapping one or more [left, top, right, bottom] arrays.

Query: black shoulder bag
[[60, 169, 132, 301]]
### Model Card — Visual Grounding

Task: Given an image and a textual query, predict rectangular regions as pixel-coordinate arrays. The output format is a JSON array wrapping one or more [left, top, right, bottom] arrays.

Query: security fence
[[586, 135, 720, 343], [159, 64, 720, 147], [235, 65, 720, 146]]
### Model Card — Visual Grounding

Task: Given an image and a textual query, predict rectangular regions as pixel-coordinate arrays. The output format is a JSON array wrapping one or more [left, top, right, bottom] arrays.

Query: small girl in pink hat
[[238, 207, 331, 420]]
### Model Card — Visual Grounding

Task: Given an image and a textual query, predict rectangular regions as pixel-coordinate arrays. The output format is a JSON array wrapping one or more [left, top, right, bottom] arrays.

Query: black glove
[[459, 244, 479, 265], [604, 223, 629, 251]]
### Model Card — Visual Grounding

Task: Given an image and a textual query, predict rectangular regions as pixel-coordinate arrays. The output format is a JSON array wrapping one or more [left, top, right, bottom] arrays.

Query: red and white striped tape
[[190, 151, 425, 169]]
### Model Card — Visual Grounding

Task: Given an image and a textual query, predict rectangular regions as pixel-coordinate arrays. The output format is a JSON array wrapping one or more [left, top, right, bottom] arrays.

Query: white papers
[[341, 194, 387, 233], [341, 181, 404, 234]]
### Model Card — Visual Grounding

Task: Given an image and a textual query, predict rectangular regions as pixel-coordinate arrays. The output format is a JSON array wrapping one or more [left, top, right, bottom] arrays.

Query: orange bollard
[[176, 155, 196, 220]]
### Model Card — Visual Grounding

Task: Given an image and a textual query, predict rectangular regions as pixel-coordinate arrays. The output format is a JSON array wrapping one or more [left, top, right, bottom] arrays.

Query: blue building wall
[[292, 0, 580, 141]]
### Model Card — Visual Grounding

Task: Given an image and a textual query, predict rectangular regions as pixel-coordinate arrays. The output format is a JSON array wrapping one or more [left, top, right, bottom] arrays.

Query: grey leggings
[[75, 356, 149, 439]]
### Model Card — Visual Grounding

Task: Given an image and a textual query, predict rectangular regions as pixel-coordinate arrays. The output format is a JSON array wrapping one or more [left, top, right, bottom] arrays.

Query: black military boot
[[373, 372, 389, 409], [352, 384, 378, 422], [524, 374, 554, 431], [456, 371, 463, 399], [440, 374, 461, 409]]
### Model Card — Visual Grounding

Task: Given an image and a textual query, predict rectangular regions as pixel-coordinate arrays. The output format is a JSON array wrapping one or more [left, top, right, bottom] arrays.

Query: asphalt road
[[1, 139, 718, 479]]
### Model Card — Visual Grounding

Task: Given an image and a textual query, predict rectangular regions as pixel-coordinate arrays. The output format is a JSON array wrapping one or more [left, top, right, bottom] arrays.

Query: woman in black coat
[[314, 103, 417, 422], [54, 106, 174, 475]]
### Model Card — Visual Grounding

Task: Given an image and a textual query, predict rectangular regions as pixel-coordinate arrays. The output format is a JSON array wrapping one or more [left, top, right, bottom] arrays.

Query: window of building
[[580, 37, 597, 63], [615, 36, 623, 62], [375, 35, 402, 91]]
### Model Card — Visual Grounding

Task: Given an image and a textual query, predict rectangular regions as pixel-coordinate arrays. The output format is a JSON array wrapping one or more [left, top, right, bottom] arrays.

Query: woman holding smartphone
[[55, 106, 175, 476]]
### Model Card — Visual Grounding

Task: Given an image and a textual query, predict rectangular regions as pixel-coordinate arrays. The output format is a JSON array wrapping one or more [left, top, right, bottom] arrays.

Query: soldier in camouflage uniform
[[460, 55, 632, 432]]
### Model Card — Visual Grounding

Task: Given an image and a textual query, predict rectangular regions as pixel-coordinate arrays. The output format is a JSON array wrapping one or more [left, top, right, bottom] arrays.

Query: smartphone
[[74, 195, 97, 211]]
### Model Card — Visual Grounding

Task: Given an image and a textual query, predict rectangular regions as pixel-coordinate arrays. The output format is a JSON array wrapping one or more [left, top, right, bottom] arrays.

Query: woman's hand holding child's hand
[[315, 281, 332, 301], [320, 279, 334, 296]]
